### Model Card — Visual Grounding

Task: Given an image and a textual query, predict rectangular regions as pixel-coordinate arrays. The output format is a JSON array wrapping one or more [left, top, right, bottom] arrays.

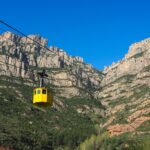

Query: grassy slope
[[103, 78, 150, 150], [78, 74, 150, 150], [0, 77, 103, 150]]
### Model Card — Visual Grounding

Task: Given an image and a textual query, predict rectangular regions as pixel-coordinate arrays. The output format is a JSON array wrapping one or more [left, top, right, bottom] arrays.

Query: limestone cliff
[[1, 31, 150, 127], [96, 38, 150, 137], [0, 31, 103, 98], [0, 31, 150, 149]]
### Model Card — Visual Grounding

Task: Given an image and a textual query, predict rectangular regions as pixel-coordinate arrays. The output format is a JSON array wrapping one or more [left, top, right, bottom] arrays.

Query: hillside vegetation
[[0, 76, 104, 150], [0, 32, 150, 149]]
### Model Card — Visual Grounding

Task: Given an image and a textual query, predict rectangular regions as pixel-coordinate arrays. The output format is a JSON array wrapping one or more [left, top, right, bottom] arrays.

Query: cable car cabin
[[33, 87, 53, 106]]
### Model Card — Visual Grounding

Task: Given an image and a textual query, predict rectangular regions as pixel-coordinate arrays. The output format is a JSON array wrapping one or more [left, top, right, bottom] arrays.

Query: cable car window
[[34, 90, 36, 95], [42, 89, 47, 94], [37, 90, 41, 94]]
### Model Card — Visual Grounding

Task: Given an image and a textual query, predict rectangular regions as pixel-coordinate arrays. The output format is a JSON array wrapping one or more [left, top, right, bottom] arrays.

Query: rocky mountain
[[90, 38, 150, 149], [0, 31, 150, 149], [0, 31, 103, 99], [0, 32, 105, 150]]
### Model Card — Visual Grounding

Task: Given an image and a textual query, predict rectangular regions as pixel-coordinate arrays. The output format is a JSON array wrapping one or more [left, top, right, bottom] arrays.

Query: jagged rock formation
[[0, 29, 104, 149], [0, 32, 103, 98], [102, 39, 150, 86], [96, 38, 150, 137], [0, 31, 150, 149], [107, 116, 150, 136]]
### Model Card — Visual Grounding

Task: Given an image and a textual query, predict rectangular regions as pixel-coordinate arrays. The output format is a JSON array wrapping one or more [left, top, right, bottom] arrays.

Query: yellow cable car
[[32, 70, 53, 107], [33, 87, 53, 106]]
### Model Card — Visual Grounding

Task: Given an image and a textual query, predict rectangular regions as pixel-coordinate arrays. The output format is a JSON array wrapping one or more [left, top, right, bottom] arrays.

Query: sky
[[1, 0, 150, 69]]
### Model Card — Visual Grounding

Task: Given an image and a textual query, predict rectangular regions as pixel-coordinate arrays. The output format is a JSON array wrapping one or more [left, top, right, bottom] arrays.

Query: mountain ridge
[[0, 31, 103, 99], [0, 31, 150, 149]]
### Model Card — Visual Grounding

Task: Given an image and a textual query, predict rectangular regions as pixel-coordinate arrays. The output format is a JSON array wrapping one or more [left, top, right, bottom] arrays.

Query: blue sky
[[1, 0, 150, 69]]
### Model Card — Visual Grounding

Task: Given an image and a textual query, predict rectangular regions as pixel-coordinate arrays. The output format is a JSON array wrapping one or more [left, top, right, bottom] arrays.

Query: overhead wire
[[0, 20, 80, 67], [0, 60, 71, 81], [0, 27, 57, 69], [0, 20, 104, 125], [0, 20, 106, 79], [0, 20, 105, 79], [0, 20, 101, 91], [0, 60, 74, 98], [0, 27, 60, 68], [0, 27, 76, 81]]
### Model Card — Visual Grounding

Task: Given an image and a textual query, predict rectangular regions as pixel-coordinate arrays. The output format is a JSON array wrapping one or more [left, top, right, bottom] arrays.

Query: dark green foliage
[[78, 132, 150, 150], [101, 134, 150, 150], [133, 85, 150, 99], [111, 74, 136, 84], [144, 65, 150, 72], [136, 120, 150, 132], [65, 97, 103, 108], [1, 46, 6, 54], [109, 97, 124, 107], [0, 77, 99, 149]]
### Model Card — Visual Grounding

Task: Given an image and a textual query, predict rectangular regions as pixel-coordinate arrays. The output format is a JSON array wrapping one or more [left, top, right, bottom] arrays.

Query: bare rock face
[[0, 32, 103, 98], [96, 38, 150, 137], [107, 116, 150, 136], [1, 31, 150, 138], [96, 38, 150, 101], [102, 39, 150, 86], [0, 146, 13, 150], [125, 38, 150, 59]]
